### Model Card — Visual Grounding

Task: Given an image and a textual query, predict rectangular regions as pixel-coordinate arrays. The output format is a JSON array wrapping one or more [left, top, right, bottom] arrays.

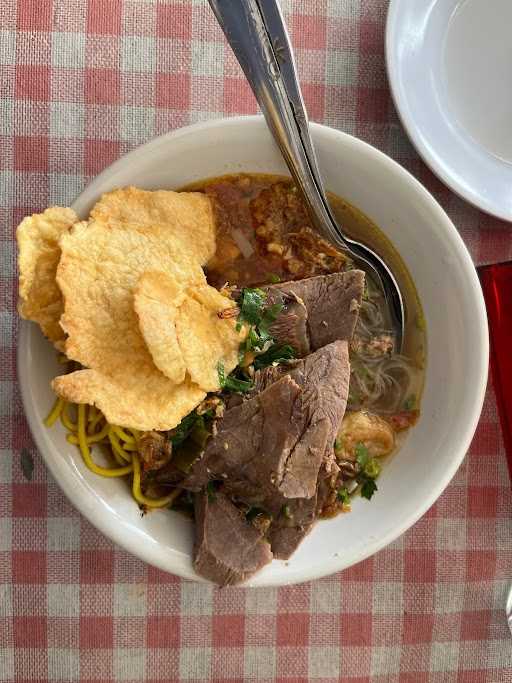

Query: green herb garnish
[[354, 442, 380, 499], [336, 487, 350, 505], [266, 273, 281, 284], [234, 287, 295, 371], [334, 437, 343, 452], [360, 478, 378, 500], [170, 412, 202, 447], [238, 288, 267, 325], [225, 376, 253, 392], [355, 442, 369, 467], [363, 458, 381, 479], [217, 361, 254, 393], [253, 344, 295, 370]]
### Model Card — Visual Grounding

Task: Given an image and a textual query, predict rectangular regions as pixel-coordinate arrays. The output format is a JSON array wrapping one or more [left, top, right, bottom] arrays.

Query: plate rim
[[385, 0, 512, 223]]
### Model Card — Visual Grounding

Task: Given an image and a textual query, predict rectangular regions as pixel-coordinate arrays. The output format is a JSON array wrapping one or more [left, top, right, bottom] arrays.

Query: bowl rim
[[17, 115, 489, 586]]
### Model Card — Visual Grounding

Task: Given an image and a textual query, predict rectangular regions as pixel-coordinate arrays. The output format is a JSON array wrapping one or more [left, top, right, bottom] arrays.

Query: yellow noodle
[[110, 425, 136, 444], [110, 445, 127, 466], [77, 404, 132, 478], [47, 394, 182, 504], [131, 453, 181, 508], [60, 402, 78, 431], [66, 422, 109, 445], [121, 442, 137, 452], [108, 429, 132, 463], [44, 397, 64, 427], [87, 409, 104, 434]]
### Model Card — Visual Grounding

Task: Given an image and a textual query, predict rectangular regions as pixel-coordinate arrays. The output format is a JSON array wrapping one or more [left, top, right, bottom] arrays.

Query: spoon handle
[[207, 0, 349, 250]]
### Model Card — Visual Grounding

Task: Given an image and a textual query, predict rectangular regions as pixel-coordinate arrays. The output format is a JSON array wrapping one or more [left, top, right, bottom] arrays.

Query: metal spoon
[[208, 0, 405, 350]]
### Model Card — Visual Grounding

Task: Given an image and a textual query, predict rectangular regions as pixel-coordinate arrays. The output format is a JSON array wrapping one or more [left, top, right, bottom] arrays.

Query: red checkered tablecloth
[[2, 1, 512, 681]]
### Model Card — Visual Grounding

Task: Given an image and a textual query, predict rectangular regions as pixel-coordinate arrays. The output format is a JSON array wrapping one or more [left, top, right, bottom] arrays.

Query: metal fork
[[208, 0, 405, 349]]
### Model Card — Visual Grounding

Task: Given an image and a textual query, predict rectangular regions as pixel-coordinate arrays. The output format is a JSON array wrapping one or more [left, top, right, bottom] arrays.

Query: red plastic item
[[478, 262, 512, 482]]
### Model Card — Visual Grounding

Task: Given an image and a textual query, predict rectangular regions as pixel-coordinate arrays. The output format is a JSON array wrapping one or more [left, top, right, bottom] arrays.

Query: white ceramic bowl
[[18, 116, 488, 586]]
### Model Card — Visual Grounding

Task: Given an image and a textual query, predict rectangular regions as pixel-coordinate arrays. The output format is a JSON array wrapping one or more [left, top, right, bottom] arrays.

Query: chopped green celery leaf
[[336, 486, 350, 505], [238, 288, 267, 325], [253, 343, 295, 370], [170, 411, 200, 447], [224, 375, 253, 393], [267, 273, 281, 284], [355, 442, 369, 467], [363, 458, 381, 479], [246, 327, 261, 350], [219, 360, 254, 393], [360, 477, 378, 500], [217, 361, 226, 387], [256, 328, 273, 346], [334, 436, 343, 452]]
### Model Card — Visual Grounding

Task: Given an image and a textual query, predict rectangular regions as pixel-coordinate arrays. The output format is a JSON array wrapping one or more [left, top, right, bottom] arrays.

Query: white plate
[[18, 116, 488, 586], [386, 0, 512, 221]]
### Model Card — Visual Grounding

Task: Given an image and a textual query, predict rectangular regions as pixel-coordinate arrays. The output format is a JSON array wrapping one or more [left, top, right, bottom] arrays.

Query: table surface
[[2, 1, 512, 681]]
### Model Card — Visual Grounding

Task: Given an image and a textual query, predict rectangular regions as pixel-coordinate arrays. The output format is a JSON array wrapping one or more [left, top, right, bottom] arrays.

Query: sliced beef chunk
[[193, 490, 273, 585], [252, 363, 284, 394], [265, 460, 341, 559], [182, 341, 350, 510], [252, 341, 350, 450], [265, 270, 365, 352], [269, 526, 311, 559], [267, 495, 317, 560], [184, 374, 305, 498]]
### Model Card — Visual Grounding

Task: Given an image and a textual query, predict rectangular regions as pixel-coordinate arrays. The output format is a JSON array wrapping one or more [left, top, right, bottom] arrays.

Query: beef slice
[[266, 270, 365, 352], [183, 341, 350, 507], [193, 490, 273, 585]]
